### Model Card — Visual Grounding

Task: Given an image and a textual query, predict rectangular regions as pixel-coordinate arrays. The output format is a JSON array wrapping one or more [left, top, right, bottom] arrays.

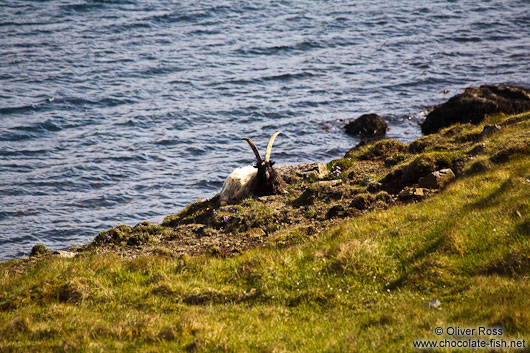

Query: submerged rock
[[345, 114, 387, 137], [422, 85, 530, 134]]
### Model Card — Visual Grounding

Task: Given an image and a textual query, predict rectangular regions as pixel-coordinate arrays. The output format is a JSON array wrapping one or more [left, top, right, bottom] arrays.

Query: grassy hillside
[[1, 112, 529, 352]]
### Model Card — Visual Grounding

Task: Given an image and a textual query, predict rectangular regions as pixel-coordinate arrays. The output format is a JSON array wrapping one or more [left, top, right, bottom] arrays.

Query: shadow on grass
[[515, 219, 530, 236], [387, 224, 448, 290], [464, 179, 514, 211], [480, 250, 530, 277]]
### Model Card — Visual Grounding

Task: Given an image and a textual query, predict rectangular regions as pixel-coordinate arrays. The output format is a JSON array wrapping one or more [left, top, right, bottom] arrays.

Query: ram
[[219, 132, 286, 204]]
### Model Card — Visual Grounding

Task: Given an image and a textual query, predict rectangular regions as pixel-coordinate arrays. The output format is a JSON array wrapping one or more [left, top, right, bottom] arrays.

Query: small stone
[[414, 188, 424, 197], [427, 298, 441, 309], [317, 180, 342, 188], [418, 169, 455, 189], [257, 195, 280, 202]]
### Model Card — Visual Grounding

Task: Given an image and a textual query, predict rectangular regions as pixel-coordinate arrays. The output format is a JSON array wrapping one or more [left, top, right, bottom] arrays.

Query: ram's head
[[242, 131, 285, 197]]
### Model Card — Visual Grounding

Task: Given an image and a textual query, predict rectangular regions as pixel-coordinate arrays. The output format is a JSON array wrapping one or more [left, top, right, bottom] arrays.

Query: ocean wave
[[146, 7, 230, 25], [236, 40, 323, 55]]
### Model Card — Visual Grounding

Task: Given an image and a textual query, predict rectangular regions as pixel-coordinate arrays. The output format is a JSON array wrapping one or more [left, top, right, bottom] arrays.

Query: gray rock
[[53, 250, 77, 258], [427, 298, 441, 309], [418, 169, 455, 189], [276, 162, 328, 181]]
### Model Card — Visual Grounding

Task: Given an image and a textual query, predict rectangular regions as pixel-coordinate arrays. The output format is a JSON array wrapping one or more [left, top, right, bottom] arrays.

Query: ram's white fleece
[[219, 165, 258, 204]]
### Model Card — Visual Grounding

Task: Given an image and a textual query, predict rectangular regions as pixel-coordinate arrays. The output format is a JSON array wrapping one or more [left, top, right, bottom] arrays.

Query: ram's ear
[[270, 161, 275, 166]]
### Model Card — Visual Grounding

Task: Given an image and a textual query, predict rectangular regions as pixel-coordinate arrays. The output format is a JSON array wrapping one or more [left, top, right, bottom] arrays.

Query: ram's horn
[[264, 131, 281, 162], [242, 138, 263, 163]]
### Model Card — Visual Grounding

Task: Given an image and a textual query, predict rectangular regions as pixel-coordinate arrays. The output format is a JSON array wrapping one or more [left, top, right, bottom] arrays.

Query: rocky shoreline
[[25, 84, 530, 261]]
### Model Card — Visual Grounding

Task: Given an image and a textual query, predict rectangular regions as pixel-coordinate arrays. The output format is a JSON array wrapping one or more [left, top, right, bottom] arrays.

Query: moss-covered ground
[[1, 112, 529, 352]]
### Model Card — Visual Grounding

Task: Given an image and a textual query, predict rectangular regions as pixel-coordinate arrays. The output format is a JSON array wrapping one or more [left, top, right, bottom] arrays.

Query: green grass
[[1, 115, 530, 352]]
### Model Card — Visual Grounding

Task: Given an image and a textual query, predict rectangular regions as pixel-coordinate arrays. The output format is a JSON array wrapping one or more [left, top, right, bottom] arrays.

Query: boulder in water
[[345, 114, 387, 137], [421, 85, 530, 134]]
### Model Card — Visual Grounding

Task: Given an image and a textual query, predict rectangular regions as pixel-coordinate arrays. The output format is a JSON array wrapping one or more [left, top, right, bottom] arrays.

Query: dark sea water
[[1, 0, 529, 260]]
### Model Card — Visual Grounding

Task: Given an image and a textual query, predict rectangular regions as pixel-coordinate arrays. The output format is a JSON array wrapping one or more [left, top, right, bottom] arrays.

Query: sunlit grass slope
[[1, 113, 529, 352]]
